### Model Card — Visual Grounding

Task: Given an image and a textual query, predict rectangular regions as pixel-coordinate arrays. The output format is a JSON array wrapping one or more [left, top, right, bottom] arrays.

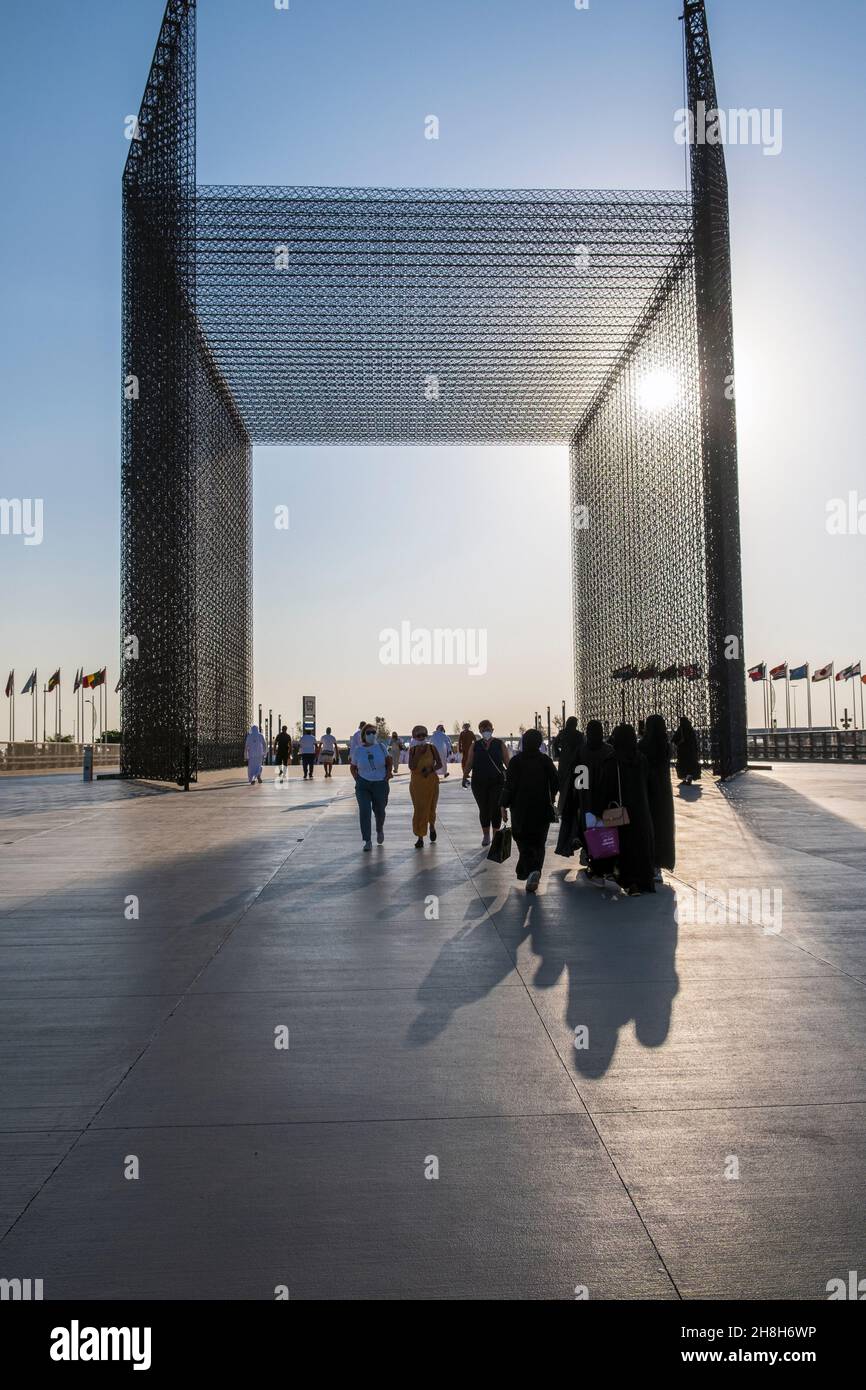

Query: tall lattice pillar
[[122, 0, 251, 780], [684, 0, 747, 777]]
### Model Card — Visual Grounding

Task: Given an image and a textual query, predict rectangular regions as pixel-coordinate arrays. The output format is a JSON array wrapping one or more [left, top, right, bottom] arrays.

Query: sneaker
[[526, 870, 541, 894], [429, 827, 437, 842], [415, 837, 424, 849], [654, 868, 664, 883], [376, 830, 384, 845], [481, 832, 491, 847], [586, 870, 606, 888], [363, 840, 372, 852], [625, 885, 642, 897]]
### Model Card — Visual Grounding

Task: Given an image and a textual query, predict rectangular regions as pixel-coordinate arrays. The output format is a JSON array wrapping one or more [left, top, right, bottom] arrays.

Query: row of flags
[[5, 668, 118, 697], [748, 661, 864, 684]]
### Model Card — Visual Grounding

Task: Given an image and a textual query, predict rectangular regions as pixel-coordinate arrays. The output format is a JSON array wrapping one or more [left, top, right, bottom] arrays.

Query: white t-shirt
[[351, 740, 388, 781], [298, 733, 317, 754], [319, 734, 337, 754], [349, 728, 365, 756]]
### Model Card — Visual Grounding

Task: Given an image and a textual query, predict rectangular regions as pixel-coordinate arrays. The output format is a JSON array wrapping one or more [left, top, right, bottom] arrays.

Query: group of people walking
[[247, 710, 703, 897]]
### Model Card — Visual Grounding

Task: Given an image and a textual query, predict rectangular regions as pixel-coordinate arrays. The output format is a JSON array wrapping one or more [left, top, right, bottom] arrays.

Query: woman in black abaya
[[503, 728, 560, 893], [672, 715, 702, 784], [594, 723, 655, 895], [555, 716, 582, 799], [638, 713, 675, 879]]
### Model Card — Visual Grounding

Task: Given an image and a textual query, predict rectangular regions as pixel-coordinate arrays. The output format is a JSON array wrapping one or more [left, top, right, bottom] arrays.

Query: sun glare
[[638, 369, 679, 412]]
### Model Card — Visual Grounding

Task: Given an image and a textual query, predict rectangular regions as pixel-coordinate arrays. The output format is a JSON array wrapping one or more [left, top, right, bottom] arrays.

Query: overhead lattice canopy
[[194, 184, 693, 445]]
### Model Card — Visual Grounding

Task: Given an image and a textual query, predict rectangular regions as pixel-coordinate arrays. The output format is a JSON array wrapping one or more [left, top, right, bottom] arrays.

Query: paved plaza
[[0, 762, 864, 1300]]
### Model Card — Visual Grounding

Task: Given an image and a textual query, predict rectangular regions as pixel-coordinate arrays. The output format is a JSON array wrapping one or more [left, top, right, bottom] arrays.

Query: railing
[[747, 730, 866, 763], [0, 742, 121, 775]]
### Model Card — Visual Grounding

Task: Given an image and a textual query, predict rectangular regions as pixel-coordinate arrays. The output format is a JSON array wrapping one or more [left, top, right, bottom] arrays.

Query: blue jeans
[[355, 776, 389, 841]]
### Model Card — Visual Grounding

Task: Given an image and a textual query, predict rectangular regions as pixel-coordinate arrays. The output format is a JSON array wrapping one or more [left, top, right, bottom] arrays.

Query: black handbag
[[487, 825, 513, 863]]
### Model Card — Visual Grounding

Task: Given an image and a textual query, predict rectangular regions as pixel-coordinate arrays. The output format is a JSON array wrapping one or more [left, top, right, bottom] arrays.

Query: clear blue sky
[[1, 0, 864, 735]]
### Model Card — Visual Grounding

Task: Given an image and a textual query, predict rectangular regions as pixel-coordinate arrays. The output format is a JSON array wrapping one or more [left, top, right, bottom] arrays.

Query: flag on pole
[[47, 668, 61, 692], [658, 663, 679, 680], [836, 664, 854, 682], [637, 663, 658, 680], [73, 668, 82, 692], [679, 663, 703, 680], [812, 662, 833, 682], [81, 668, 106, 689], [848, 661, 862, 678], [115, 670, 124, 693], [769, 662, 788, 680], [747, 662, 765, 682], [789, 663, 808, 681], [4, 670, 13, 698], [21, 670, 36, 695]]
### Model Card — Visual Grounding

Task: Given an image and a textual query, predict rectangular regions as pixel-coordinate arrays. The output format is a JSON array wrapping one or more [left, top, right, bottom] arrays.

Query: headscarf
[[611, 722, 638, 760], [640, 713, 670, 767], [522, 728, 543, 755], [584, 720, 605, 750], [677, 716, 694, 738]]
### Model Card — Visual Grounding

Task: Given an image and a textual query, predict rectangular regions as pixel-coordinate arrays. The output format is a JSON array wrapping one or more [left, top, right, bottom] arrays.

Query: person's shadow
[[407, 873, 679, 1079], [537, 877, 680, 1078], [677, 782, 703, 801]]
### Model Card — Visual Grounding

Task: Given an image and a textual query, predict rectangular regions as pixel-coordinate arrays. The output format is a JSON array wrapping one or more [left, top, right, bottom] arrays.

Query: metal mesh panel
[[121, 0, 252, 780], [121, 0, 197, 782], [684, 0, 747, 776], [194, 185, 692, 445], [193, 327, 252, 771], [571, 250, 711, 739]]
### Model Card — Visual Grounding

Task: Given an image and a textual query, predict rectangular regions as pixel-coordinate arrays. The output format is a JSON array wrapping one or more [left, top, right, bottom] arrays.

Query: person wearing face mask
[[463, 719, 510, 847], [350, 721, 393, 851], [408, 725, 443, 848]]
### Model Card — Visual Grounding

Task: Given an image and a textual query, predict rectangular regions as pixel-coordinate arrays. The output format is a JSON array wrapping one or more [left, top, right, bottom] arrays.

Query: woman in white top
[[319, 726, 338, 778]]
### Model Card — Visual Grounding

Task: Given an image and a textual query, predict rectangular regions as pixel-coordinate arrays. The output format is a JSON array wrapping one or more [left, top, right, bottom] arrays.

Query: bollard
[[82, 745, 93, 783]]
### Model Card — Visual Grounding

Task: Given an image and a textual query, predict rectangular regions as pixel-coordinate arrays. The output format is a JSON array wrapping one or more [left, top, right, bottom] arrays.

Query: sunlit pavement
[[0, 762, 864, 1299]]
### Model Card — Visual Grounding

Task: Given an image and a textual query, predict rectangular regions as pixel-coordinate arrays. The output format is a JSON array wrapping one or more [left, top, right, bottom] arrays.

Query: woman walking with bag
[[463, 719, 510, 847], [408, 726, 443, 848], [594, 723, 655, 895], [502, 728, 559, 893]]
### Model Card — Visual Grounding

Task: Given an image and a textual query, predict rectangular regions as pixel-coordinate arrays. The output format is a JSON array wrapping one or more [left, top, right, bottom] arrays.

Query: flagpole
[[762, 676, 768, 731], [42, 684, 47, 745], [852, 674, 858, 731], [831, 663, 836, 729], [806, 663, 812, 729], [785, 669, 790, 729]]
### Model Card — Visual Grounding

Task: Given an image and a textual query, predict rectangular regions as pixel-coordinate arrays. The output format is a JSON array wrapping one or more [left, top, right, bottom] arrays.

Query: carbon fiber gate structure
[[121, 0, 746, 781]]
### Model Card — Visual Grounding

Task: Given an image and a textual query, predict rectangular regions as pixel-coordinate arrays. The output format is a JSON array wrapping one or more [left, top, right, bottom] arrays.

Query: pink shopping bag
[[584, 824, 620, 859]]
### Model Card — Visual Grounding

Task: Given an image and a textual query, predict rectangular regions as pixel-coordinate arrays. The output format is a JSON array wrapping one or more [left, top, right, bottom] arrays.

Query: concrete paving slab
[[0, 763, 864, 1299]]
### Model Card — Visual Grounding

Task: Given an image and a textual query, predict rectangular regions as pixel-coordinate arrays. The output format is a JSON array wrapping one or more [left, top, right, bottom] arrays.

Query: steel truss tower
[[121, 0, 746, 782]]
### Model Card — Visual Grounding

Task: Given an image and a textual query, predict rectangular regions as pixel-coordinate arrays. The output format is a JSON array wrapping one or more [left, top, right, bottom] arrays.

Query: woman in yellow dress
[[408, 725, 443, 848]]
